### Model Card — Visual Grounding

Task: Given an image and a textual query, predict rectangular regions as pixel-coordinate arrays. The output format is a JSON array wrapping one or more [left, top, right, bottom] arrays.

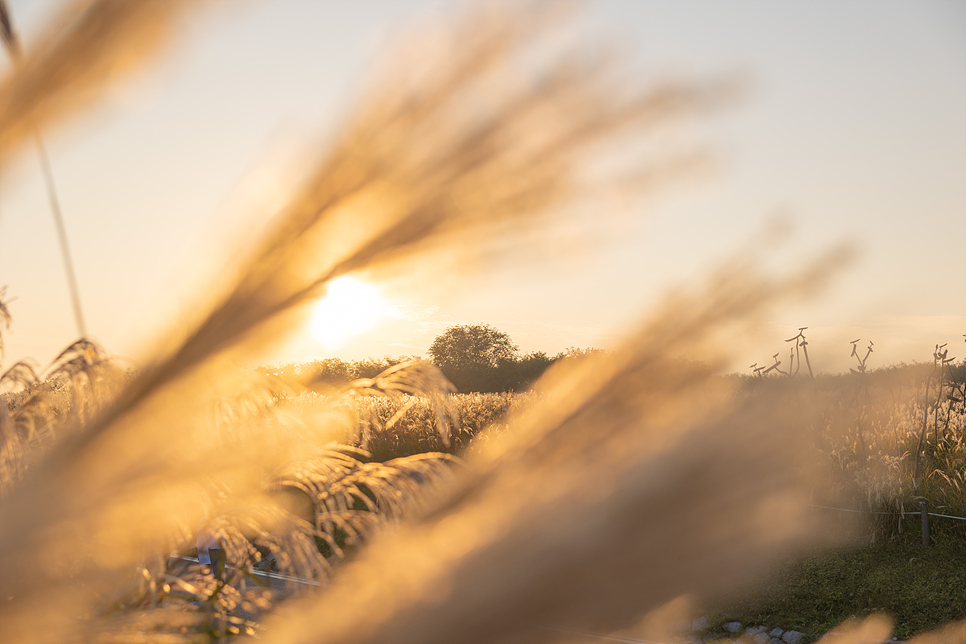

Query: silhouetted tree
[[428, 325, 519, 392]]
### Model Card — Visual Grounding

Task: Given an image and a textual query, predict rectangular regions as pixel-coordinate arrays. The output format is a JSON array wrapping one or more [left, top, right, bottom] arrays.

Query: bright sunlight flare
[[311, 276, 392, 349]]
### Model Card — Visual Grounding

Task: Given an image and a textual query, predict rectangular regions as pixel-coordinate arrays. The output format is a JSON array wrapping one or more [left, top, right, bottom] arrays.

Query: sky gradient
[[0, 0, 963, 375]]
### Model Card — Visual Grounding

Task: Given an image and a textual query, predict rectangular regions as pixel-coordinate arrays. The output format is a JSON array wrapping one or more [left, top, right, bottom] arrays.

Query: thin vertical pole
[[920, 499, 929, 547], [35, 133, 87, 338]]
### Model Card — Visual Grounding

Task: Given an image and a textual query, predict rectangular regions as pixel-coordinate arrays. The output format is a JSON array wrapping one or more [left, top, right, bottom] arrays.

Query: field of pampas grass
[[0, 2, 962, 643]]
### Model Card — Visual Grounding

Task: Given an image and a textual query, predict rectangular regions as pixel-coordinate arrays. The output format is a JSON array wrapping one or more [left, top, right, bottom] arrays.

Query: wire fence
[[806, 502, 966, 521], [806, 500, 966, 547], [173, 502, 966, 591], [171, 556, 669, 643], [168, 554, 324, 588]]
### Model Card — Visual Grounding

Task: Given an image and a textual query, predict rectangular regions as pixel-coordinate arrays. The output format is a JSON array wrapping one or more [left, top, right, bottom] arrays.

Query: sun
[[310, 276, 391, 349]]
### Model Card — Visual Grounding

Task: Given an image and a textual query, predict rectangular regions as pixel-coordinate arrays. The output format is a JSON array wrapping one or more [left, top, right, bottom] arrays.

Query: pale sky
[[0, 0, 963, 375]]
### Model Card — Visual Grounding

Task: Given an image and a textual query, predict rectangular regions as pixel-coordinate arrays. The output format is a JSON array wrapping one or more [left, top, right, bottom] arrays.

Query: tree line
[[263, 324, 601, 393]]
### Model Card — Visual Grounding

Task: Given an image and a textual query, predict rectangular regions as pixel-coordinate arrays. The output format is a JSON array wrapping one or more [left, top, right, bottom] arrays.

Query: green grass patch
[[719, 540, 966, 641]]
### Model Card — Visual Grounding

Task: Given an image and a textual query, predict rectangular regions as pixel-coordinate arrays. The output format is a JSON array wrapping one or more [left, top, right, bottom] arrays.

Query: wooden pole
[[920, 499, 929, 547]]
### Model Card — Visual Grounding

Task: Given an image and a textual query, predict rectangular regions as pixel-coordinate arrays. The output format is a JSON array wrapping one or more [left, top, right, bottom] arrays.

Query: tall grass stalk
[[0, 3, 957, 644]]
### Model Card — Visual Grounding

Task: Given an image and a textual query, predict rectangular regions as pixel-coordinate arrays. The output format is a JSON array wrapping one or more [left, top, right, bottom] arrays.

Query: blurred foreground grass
[[1, 1, 964, 643]]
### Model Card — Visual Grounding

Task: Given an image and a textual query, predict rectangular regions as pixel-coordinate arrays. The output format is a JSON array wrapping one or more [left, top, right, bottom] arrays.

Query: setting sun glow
[[310, 276, 391, 349]]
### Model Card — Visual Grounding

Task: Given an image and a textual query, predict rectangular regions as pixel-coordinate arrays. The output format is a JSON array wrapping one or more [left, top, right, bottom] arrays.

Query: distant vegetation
[[265, 328, 966, 553], [260, 324, 603, 394]]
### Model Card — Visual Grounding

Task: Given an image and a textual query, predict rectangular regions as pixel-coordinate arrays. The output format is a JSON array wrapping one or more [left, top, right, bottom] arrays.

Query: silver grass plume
[[0, 3, 958, 644]]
